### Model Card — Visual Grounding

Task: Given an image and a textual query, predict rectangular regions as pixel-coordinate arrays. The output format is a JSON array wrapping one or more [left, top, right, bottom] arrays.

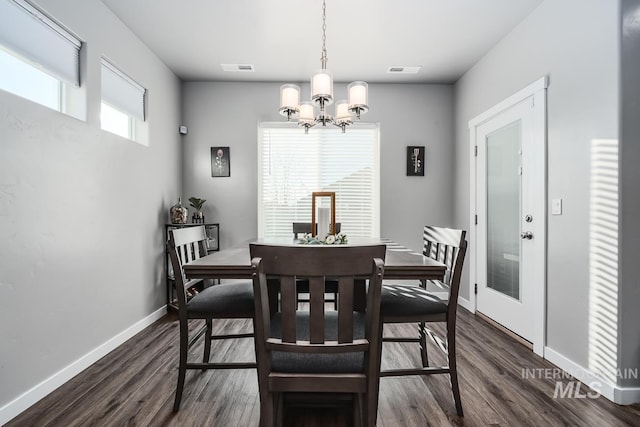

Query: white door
[[472, 80, 546, 354]]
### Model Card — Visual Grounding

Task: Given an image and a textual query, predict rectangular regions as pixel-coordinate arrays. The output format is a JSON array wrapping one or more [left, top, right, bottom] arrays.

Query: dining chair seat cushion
[[270, 311, 365, 373], [380, 284, 447, 317], [186, 282, 254, 317]]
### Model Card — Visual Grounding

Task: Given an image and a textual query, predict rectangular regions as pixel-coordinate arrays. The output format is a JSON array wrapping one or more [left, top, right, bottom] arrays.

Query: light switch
[[552, 198, 563, 215]]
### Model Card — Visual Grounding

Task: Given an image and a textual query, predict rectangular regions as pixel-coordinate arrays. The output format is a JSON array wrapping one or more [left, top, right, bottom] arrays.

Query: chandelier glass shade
[[278, 0, 368, 133], [279, 84, 300, 121], [298, 101, 316, 129]]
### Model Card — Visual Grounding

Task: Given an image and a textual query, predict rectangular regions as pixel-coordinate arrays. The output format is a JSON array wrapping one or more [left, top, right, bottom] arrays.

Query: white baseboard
[[544, 346, 640, 405], [614, 384, 640, 405], [0, 306, 167, 426]]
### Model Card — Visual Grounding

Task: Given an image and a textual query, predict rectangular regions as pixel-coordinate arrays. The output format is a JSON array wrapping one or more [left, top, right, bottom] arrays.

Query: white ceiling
[[100, 0, 543, 84]]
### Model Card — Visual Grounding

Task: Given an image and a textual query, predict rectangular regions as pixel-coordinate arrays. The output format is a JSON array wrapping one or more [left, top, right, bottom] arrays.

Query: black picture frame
[[406, 146, 425, 176], [211, 146, 230, 177]]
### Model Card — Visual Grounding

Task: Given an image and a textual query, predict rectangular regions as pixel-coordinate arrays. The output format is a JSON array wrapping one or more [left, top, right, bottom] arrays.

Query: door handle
[[520, 231, 533, 240]]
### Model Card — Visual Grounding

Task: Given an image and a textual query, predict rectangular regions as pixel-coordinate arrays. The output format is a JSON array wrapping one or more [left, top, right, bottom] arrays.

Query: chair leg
[[203, 318, 212, 368], [260, 391, 275, 427], [365, 387, 380, 427], [275, 393, 283, 427], [419, 321, 429, 367], [418, 279, 429, 367], [447, 324, 463, 417], [353, 393, 363, 427], [370, 323, 383, 425], [173, 319, 189, 412]]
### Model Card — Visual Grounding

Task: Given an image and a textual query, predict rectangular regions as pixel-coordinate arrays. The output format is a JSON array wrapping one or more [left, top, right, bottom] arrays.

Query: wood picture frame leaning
[[311, 191, 336, 237], [211, 146, 230, 177]]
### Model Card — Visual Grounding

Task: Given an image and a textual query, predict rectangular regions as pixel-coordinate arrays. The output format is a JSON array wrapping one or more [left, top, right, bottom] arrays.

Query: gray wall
[[619, 0, 640, 388], [0, 0, 181, 408], [453, 0, 618, 367], [182, 82, 454, 252]]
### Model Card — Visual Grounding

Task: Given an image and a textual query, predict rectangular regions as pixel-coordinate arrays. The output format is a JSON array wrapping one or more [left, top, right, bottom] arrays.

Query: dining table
[[183, 237, 447, 282]]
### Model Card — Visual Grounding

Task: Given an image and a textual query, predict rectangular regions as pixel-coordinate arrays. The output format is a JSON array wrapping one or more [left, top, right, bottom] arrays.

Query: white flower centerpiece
[[299, 233, 348, 245]]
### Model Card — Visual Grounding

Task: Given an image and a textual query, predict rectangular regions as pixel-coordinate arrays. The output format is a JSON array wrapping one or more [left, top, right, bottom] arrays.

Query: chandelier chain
[[321, 0, 327, 69]]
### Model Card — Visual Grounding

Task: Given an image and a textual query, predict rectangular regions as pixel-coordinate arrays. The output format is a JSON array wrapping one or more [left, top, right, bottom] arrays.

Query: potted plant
[[188, 197, 206, 223]]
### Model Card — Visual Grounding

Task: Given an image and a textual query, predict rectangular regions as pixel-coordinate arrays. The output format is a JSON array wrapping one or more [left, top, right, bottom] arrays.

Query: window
[[100, 58, 146, 143], [0, 48, 60, 109], [258, 123, 380, 239], [100, 102, 131, 140], [0, 0, 81, 115]]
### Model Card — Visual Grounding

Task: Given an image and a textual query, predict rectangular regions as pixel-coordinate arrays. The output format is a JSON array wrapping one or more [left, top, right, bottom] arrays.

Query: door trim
[[468, 76, 548, 356]]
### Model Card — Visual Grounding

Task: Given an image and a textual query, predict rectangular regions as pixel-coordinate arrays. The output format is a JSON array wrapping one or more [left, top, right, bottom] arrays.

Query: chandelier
[[278, 0, 369, 133]]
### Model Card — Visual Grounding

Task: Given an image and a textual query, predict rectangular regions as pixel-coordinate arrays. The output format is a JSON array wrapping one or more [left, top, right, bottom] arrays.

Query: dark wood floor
[[7, 308, 640, 426]]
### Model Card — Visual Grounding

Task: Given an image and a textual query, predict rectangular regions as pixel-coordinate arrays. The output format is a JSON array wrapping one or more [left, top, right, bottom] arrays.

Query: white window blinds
[[258, 123, 380, 239], [0, 0, 81, 86], [101, 58, 146, 121]]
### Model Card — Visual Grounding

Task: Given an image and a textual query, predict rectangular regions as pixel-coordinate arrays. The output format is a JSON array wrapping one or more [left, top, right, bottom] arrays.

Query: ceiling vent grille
[[221, 64, 255, 72], [387, 66, 422, 74]]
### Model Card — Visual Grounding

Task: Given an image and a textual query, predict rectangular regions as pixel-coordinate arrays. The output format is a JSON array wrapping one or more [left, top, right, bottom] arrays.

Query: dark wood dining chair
[[167, 226, 256, 412], [250, 243, 386, 427], [380, 226, 467, 416]]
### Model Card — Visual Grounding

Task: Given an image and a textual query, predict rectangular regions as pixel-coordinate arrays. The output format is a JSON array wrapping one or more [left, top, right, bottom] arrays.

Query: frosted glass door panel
[[486, 121, 521, 300]]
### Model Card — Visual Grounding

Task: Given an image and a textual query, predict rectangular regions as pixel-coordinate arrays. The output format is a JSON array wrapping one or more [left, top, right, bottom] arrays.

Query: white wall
[[453, 0, 618, 368], [181, 82, 455, 252], [0, 0, 182, 416]]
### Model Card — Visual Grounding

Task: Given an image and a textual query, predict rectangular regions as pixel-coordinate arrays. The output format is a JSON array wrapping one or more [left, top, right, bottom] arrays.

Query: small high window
[[100, 58, 147, 144], [0, 0, 82, 117]]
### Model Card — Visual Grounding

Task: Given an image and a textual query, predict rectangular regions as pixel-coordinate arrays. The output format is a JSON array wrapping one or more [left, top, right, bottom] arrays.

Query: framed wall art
[[211, 146, 230, 177], [406, 146, 425, 176]]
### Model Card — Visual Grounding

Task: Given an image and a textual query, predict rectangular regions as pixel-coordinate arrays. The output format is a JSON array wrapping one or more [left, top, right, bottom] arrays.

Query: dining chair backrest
[[422, 226, 466, 286], [167, 226, 208, 309], [250, 243, 385, 351], [292, 222, 342, 239]]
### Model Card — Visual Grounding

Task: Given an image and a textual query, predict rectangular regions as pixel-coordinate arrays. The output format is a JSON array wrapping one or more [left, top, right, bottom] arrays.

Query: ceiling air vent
[[221, 64, 255, 72], [387, 66, 422, 74]]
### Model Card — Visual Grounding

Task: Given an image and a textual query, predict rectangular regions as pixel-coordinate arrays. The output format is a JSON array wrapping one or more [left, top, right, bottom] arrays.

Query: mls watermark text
[[521, 367, 638, 399]]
